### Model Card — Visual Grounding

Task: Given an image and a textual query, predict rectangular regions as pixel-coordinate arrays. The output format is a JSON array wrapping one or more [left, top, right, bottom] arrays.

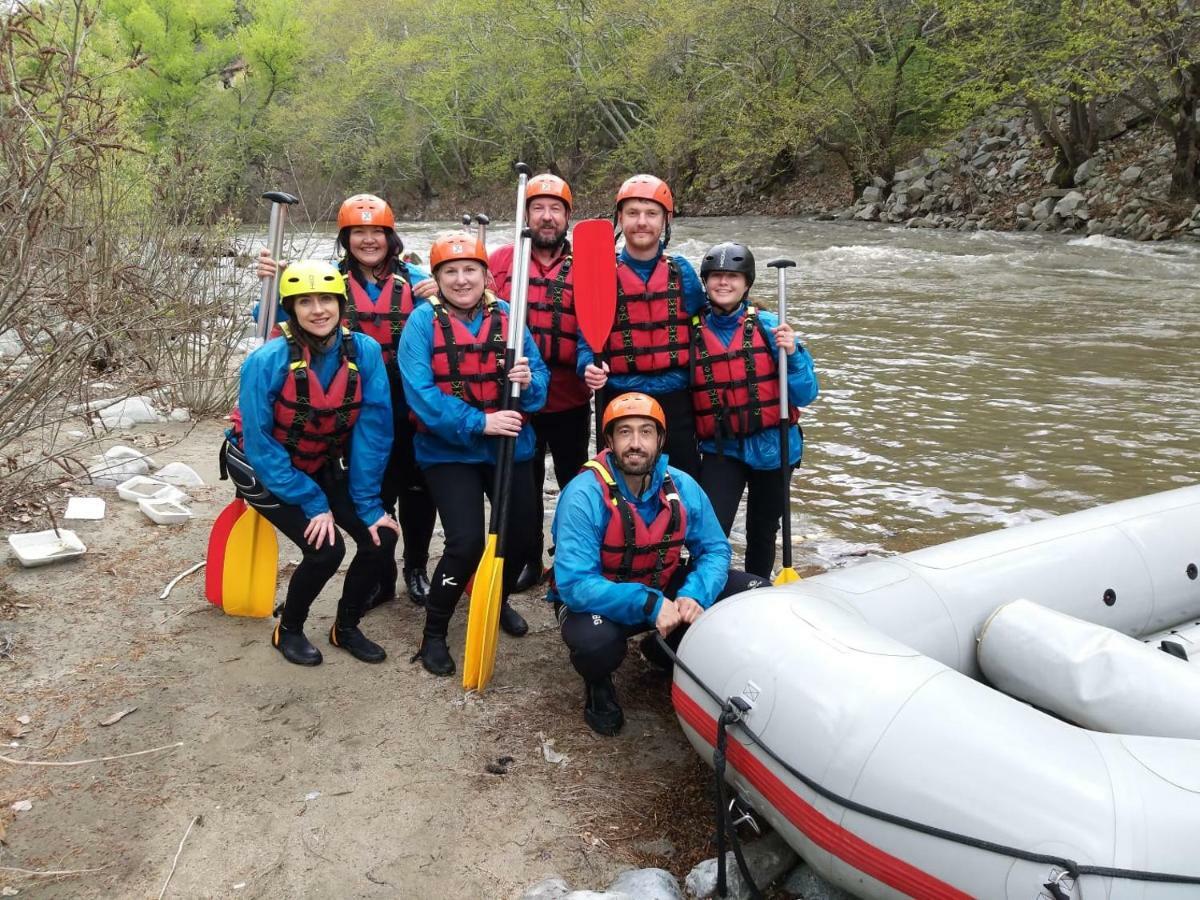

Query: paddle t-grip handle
[[476, 213, 489, 246], [257, 191, 299, 342]]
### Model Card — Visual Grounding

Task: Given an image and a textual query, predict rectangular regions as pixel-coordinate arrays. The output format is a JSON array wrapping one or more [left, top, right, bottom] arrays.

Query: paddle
[[204, 497, 246, 606], [220, 507, 279, 617], [768, 258, 800, 586], [475, 213, 489, 246], [463, 163, 533, 691], [256, 190, 299, 342], [571, 218, 618, 445]]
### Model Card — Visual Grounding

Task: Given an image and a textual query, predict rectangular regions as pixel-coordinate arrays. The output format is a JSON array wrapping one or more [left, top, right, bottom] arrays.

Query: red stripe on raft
[[672, 684, 972, 900]]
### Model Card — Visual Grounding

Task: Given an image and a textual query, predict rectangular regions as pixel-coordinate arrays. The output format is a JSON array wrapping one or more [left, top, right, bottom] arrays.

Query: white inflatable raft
[[673, 484, 1200, 899]]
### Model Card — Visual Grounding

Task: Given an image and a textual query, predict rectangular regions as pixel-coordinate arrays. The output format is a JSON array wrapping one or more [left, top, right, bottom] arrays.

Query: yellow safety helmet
[[278, 260, 347, 302]]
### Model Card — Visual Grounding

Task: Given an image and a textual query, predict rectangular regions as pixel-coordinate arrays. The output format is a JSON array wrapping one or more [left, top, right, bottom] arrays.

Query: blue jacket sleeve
[[237, 341, 327, 519], [674, 471, 732, 606], [756, 310, 819, 408], [552, 476, 666, 626], [346, 334, 393, 525], [398, 304, 488, 444], [576, 333, 595, 377], [674, 255, 707, 315]]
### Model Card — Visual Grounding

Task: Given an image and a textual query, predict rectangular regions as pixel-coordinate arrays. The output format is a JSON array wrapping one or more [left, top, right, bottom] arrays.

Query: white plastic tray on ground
[[64, 497, 106, 520], [7, 529, 87, 567], [115, 475, 188, 504], [137, 498, 193, 525]]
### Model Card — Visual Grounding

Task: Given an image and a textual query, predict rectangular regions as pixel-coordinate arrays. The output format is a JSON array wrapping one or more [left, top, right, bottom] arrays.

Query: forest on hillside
[[6, 0, 1200, 223]]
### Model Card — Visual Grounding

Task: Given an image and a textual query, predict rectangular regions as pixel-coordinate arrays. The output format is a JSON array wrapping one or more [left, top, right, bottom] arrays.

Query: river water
[[275, 217, 1200, 569]]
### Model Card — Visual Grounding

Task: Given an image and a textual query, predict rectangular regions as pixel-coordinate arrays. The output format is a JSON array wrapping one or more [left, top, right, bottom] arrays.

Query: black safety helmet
[[699, 242, 756, 290]]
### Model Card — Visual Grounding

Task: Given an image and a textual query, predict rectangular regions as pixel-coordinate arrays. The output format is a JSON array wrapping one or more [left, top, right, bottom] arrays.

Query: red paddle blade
[[571, 219, 618, 350], [205, 498, 246, 606]]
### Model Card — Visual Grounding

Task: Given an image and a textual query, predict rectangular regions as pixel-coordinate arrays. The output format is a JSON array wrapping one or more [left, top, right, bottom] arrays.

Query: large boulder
[[1033, 197, 1057, 221], [685, 832, 798, 899], [606, 869, 684, 900], [853, 203, 880, 221], [860, 186, 882, 204], [1119, 165, 1143, 186], [1053, 191, 1088, 218], [1073, 157, 1100, 183]]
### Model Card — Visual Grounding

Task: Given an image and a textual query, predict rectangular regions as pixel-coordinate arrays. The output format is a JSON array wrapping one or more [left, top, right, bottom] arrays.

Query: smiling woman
[[221, 260, 401, 667]]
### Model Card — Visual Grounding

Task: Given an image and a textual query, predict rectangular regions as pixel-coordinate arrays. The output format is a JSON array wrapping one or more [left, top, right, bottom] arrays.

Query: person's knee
[[719, 569, 768, 599], [305, 535, 346, 572], [562, 616, 627, 681]]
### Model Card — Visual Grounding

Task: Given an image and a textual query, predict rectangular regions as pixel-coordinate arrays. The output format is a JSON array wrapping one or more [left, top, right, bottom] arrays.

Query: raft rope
[[657, 635, 1200, 897]]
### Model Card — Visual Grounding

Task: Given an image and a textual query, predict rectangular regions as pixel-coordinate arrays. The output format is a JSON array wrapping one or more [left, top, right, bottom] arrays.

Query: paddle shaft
[[257, 191, 299, 342], [487, 164, 533, 558], [768, 259, 797, 570]]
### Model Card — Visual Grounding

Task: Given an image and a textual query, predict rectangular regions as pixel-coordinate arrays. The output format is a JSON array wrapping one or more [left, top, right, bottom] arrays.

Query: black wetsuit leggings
[[420, 460, 540, 636], [380, 414, 437, 583], [223, 442, 397, 631], [557, 566, 766, 683], [529, 403, 591, 561], [700, 454, 793, 579]]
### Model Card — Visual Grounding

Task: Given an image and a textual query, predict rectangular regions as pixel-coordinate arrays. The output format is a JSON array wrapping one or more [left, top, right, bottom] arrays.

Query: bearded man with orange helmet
[[547, 393, 764, 736], [488, 173, 591, 592], [399, 231, 549, 677], [257, 194, 439, 609], [576, 175, 708, 480]]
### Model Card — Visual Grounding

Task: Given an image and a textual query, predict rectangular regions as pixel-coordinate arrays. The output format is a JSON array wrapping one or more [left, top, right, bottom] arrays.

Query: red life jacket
[[526, 252, 578, 367], [690, 306, 799, 441], [583, 450, 688, 590], [412, 293, 508, 431], [270, 323, 363, 473], [343, 267, 414, 371], [604, 256, 690, 375]]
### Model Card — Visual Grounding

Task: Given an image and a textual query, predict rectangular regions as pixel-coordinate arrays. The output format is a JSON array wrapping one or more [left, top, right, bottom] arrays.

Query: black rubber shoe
[[513, 560, 544, 593], [639, 632, 674, 673], [584, 676, 624, 736], [272, 623, 322, 666], [364, 583, 396, 612], [412, 634, 455, 676], [403, 566, 431, 606], [499, 600, 528, 637], [329, 624, 387, 663]]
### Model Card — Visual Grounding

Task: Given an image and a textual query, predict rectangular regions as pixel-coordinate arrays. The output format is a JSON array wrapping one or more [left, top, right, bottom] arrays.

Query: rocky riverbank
[[833, 117, 1200, 241]]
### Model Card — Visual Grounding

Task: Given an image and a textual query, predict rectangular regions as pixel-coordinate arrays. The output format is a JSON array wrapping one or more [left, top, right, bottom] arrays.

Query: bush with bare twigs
[[0, 1, 250, 510]]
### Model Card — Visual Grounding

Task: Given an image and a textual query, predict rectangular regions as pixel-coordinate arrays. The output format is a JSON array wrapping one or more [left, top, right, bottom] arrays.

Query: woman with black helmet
[[257, 194, 439, 608], [399, 231, 549, 677], [223, 260, 399, 666], [691, 242, 819, 579]]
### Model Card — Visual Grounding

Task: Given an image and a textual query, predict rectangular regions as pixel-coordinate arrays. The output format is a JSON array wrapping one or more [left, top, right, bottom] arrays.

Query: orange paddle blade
[[571, 219, 618, 351]]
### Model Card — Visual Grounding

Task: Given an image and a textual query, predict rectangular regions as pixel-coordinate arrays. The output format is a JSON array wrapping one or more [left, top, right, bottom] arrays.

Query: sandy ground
[[0, 420, 720, 899]]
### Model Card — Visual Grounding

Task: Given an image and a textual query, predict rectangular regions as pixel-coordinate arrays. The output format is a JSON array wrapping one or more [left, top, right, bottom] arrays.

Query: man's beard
[[615, 449, 653, 476], [531, 227, 567, 251]]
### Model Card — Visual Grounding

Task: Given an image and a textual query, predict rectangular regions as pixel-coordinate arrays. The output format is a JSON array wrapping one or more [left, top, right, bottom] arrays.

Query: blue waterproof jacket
[[234, 331, 392, 524], [696, 302, 819, 469], [575, 247, 706, 395], [399, 297, 548, 468], [550, 452, 731, 626]]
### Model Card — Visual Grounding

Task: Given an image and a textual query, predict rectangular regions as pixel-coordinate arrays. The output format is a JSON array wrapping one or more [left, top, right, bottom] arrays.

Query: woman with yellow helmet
[[223, 260, 399, 666]]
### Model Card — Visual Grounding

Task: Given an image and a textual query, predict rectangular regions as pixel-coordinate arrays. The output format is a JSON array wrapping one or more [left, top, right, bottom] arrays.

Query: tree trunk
[[1169, 63, 1200, 200]]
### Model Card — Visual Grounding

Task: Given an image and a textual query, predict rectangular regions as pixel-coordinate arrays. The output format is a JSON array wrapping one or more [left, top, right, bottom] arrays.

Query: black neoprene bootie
[[403, 566, 431, 606], [499, 599, 528, 637], [413, 634, 455, 676], [329, 623, 387, 663], [584, 676, 624, 736], [513, 560, 544, 593], [272, 623, 322, 666]]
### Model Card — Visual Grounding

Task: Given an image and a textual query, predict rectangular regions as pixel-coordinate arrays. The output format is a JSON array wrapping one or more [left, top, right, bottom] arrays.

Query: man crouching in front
[[548, 392, 763, 735]]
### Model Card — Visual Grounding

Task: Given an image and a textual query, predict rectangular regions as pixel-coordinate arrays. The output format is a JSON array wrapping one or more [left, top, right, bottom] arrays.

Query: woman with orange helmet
[[546, 392, 762, 735], [257, 194, 440, 609], [398, 231, 549, 676], [576, 174, 708, 480]]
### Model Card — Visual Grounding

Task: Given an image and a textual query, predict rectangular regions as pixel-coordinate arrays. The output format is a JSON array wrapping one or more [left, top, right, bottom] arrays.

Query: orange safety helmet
[[429, 231, 488, 271], [602, 392, 666, 434], [337, 194, 396, 230], [615, 174, 674, 220], [526, 173, 573, 211]]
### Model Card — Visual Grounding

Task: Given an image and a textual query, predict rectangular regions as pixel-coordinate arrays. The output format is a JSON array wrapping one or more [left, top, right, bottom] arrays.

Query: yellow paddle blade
[[476, 551, 507, 690], [221, 508, 279, 617], [773, 566, 801, 586], [462, 534, 500, 690]]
